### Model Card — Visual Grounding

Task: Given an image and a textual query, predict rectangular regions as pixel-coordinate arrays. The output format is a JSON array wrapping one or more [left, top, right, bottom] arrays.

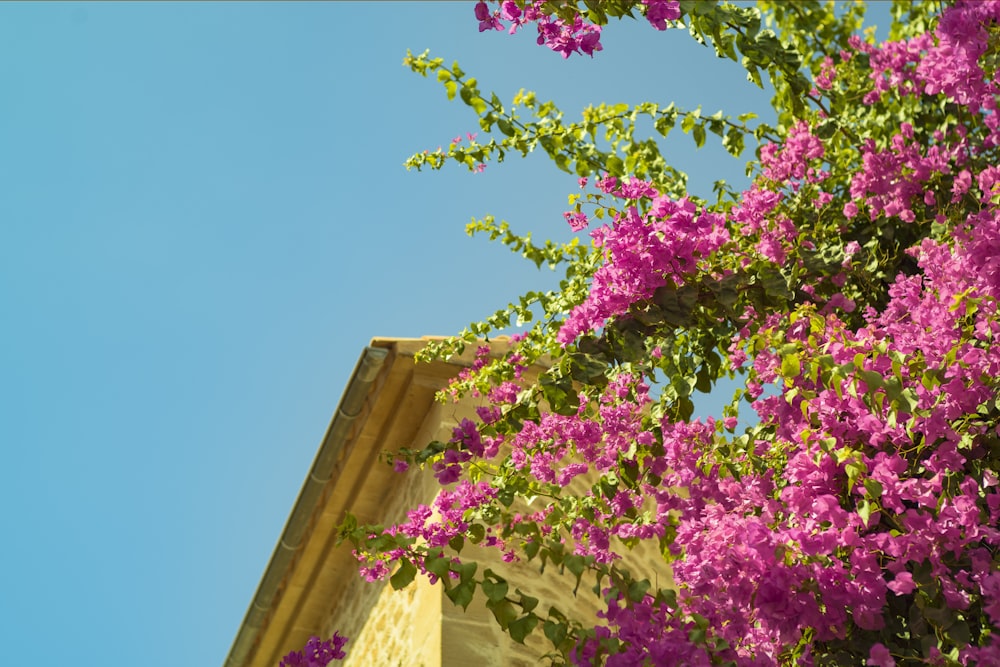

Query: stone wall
[[321, 401, 452, 667], [321, 393, 672, 666]]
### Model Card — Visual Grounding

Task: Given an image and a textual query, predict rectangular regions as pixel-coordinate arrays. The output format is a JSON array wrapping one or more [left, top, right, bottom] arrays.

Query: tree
[[302, 1, 1000, 665]]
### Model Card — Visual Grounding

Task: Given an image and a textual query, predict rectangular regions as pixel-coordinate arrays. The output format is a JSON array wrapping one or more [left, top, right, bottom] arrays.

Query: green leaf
[[455, 560, 477, 583], [857, 369, 884, 392], [563, 554, 589, 594], [758, 267, 791, 300], [858, 499, 872, 526], [390, 558, 417, 591], [482, 573, 509, 602], [945, 619, 971, 645], [540, 371, 578, 416], [676, 396, 694, 421], [446, 579, 476, 610], [681, 110, 698, 133], [544, 619, 568, 647], [723, 126, 745, 156], [692, 122, 706, 148], [425, 550, 451, 581], [695, 365, 713, 393], [517, 589, 540, 613], [627, 579, 651, 602], [508, 614, 539, 643], [488, 599, 519, 629], [654, 114, 675, 137], [781, 353, 801, 378], [922, 604, 956, 628], [606, 154, 625, 176]]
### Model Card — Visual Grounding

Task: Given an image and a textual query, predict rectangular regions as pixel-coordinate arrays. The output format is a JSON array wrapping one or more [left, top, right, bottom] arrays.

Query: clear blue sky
[[0, 3, 884, 665]]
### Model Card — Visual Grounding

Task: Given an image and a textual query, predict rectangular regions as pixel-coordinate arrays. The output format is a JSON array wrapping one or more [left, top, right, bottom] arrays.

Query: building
[[223, 337, 663, 667]]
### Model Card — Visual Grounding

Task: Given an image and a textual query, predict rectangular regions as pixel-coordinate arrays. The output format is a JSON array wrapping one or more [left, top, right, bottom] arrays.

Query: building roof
[[222, 337, 510, 667]]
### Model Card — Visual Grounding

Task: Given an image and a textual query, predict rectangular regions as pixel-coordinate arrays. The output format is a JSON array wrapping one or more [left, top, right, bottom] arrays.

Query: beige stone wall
[[322, 395, 673, 666], [322, 402, 451, 667], [439, 502, 671, 667], [329, 573, 442, 667]]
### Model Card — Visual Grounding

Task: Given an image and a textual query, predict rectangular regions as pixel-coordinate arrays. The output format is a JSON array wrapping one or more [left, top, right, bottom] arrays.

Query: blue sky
[[0, 3, 886, 665]]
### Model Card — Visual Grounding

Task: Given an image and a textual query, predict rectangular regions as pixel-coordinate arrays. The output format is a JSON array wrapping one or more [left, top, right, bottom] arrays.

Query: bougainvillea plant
[[278, 633, 347, 667], [329, 1, 1000, 665]]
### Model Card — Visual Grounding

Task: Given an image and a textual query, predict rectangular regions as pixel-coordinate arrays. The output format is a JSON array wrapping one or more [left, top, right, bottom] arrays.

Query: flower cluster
[[475, 0, 679, 52], [558, 176, 729, 344], [278, 633, 348, 667], [643, 0, 681, 31], [344, 2, 1000, 665], [474, 1, 602, 58]]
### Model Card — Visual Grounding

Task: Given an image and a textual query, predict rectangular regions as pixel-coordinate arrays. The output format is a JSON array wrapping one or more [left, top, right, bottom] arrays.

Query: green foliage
[[341, 2, 1000, 661], [403, 49, 771, 198]]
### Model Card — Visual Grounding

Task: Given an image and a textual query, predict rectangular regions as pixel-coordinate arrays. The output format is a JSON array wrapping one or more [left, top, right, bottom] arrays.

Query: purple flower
[[499, 1, 520, 21], [644, 0, 681, 30], [867, 643, 895, 667], [278, 633, 348, 667], [474, 1, 502, 32], [754, 567, 800, 622], [886, 571, 915, 595], [278, 651, 307, 667]]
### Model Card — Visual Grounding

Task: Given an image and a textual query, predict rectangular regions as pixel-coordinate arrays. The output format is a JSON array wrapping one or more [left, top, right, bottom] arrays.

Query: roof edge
[[222, 345, 390, 667]]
